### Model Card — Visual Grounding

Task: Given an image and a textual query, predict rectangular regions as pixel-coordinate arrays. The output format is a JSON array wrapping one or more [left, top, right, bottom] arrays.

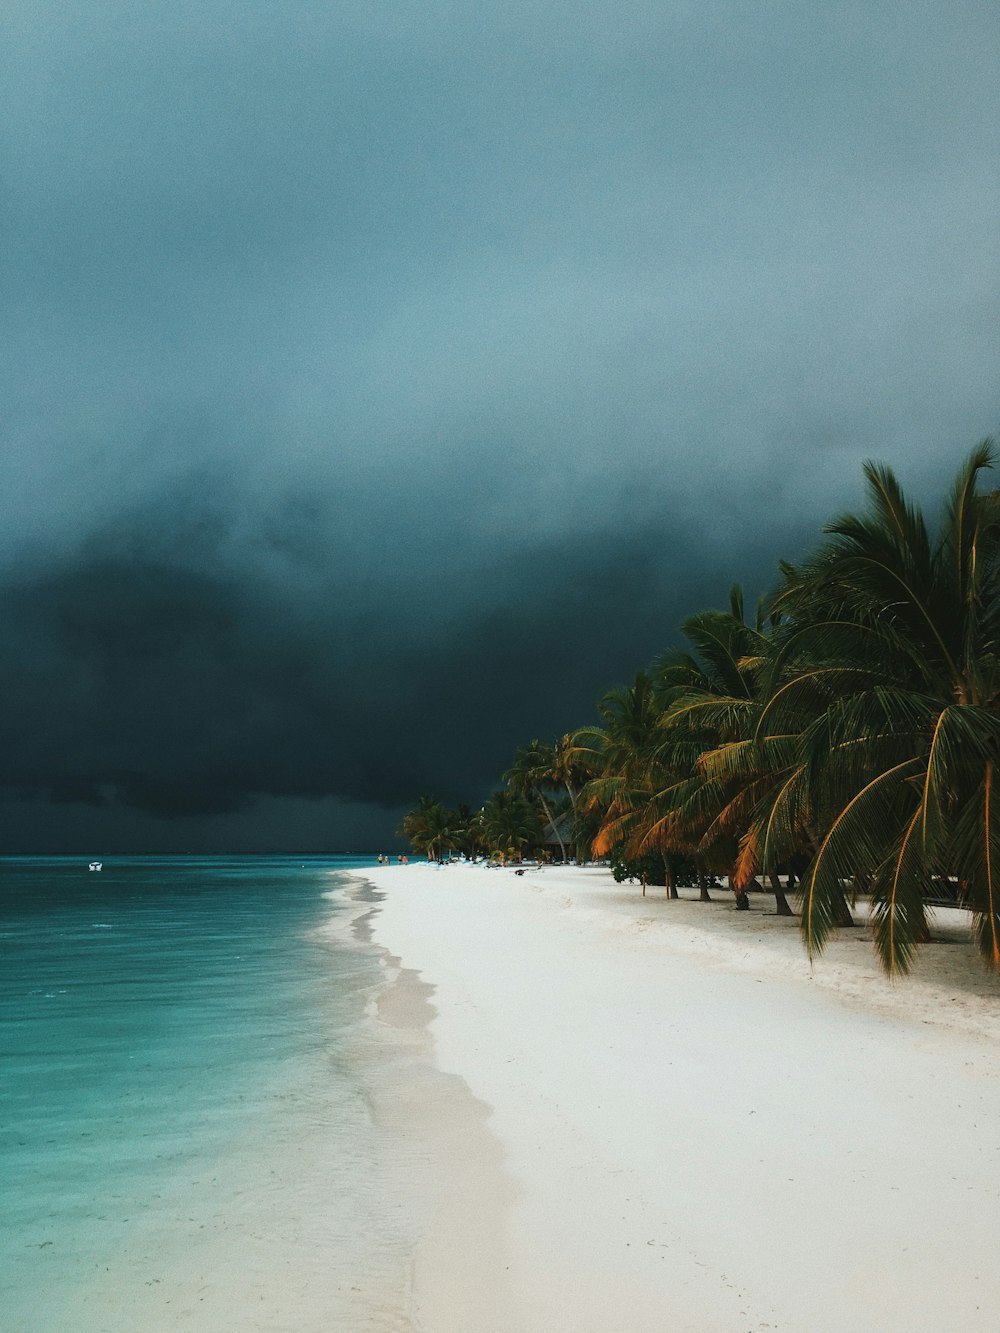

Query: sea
[[0, 854, 430, 1332]]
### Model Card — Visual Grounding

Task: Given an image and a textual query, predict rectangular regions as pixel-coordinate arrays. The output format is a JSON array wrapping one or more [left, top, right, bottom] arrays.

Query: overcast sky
[[1, 1, 997, 851]]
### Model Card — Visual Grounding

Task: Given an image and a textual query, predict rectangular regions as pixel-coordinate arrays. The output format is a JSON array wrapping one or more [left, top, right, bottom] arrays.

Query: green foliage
[[445, 440, 1000, 978], [772, 441, 1000, 970], [480, 789, 542, 861], [610, 847, 666, 886], [609, 847, 696, 887], [398, 798, 486, 859]]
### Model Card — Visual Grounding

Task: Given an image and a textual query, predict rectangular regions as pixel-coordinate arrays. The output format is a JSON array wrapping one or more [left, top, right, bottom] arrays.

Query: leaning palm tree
[[572, 673, 664, 862], [654, 592, 816, 917], [648, 597, 768, 909], [590, 593, 785, 910], [766, 440, 1000, 973], [573, 672, 705, 895], [553, 733, 592, 861]]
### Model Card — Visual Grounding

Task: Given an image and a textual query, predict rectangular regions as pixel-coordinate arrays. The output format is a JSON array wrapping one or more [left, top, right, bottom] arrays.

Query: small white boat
[[88, 862, 103, 872]]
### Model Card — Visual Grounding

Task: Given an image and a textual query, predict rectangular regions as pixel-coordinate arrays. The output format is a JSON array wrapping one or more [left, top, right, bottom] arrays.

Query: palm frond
[[920, 705, 1000, 855], [943, 439, 995, 609], [699, 737, 766, 783], [951, 760, 1000, 969], [870, 808, 931, 975], [662, 695, 757, 737], [755, 666, 881, 741], [699, 776, 775, 847], [800, 757, 922, 959], [678, 610, 754, 699], [733, 821, 763, 888], [760, 764, 810, 871]]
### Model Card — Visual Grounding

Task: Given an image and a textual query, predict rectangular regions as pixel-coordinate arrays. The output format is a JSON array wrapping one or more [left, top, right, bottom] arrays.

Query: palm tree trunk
[[537, 790, 568, 863], [850, 871, 871, 908], [733, 865, 750, 910], [662, 853, 678, 899], [805, 824, 853, 926], [566, 782, 591, 863], [697, 870, 712, 902], [769, 871, 793, 916], [831, 891, 855, 926]]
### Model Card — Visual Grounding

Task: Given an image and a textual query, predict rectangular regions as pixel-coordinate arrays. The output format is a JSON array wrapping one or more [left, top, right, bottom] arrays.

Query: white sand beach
[[348, 861, 1000, 1333]]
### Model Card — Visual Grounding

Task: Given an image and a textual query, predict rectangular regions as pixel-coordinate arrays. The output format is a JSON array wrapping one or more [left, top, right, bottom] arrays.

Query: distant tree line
[[401, 442, 1000, 976]]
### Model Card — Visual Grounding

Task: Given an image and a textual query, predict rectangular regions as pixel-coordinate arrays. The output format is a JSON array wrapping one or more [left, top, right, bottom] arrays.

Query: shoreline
[[322, 877, 520, 1332], [351, 860, 1000, 1332]]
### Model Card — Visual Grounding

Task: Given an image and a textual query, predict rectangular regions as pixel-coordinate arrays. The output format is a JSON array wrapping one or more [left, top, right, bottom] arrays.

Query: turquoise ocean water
[[1, 855, 422, 1332]]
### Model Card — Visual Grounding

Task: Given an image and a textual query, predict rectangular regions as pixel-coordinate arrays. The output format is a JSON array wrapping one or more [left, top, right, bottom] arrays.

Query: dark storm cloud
[[0, 482, 780, 838], [1, 1, 997, 846]]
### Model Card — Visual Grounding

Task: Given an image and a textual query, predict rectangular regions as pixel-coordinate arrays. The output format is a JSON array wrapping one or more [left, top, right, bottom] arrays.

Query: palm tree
[[504, 740, 568, 861], [480, 790, 542, 863], [576, 590, 804, 916], [578, 595, 778, 910], [572, 673, 660, 855], [572, 672, 695, 894], [654, 591, 812, 916], [452, 802, 483, 858], [398, 796, 458, 861], [553, 733, 592, 861], [648, 595, 767, 909], [765, 440, 1000, 972]]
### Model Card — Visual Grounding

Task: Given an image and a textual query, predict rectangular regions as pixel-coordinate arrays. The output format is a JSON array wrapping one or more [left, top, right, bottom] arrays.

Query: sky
[[1, 0, 998, 852]]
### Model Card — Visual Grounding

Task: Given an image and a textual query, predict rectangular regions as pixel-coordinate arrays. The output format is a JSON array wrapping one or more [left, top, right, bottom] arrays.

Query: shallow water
[[0, 855, 421, 1331]]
